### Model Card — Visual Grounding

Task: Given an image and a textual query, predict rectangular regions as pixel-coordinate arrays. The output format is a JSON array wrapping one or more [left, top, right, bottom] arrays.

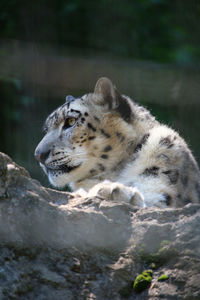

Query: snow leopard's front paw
[[88, 181, 145, 207]]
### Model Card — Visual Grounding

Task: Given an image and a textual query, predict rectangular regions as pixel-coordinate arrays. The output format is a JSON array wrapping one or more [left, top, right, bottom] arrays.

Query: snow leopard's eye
[[63, 117, 77, 130]]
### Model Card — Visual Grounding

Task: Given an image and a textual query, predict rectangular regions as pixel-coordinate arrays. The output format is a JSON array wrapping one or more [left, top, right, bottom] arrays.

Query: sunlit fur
[[35, 77, 200, 208]]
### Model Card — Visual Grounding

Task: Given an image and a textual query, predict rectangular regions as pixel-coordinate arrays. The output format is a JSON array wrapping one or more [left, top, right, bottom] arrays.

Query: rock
[[0, 151, 199, 299]]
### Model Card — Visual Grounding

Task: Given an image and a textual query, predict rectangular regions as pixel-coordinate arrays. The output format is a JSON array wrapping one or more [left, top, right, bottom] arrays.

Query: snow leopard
[[34, 77, 200, 208]]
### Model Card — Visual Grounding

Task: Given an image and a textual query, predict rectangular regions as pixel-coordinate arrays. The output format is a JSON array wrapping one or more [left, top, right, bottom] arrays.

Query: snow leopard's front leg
[[88, 180, 145, 207]]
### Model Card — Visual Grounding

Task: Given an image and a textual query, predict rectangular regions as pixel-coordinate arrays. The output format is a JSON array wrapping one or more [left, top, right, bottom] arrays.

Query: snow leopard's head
[[34, 77, 134, 190]]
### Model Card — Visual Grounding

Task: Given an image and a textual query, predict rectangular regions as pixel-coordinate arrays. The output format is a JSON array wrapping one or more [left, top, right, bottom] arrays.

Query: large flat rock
[[0, 152, 199, 299]]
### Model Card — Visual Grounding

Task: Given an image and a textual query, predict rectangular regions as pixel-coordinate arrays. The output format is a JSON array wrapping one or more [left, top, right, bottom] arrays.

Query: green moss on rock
[[158, 274, 169, 281], [133, 270, 153, 293]]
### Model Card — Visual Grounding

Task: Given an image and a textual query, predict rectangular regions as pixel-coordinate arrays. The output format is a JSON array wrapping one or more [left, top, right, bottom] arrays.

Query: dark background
[[1, 0, 200, 187]]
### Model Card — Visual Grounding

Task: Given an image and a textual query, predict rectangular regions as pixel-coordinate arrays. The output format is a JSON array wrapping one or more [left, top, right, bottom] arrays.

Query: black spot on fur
[[54, 152, 61, 156], [163, 194, 172, 206], [94, 116, 100, 122], [103, 145, 112, 152], [101, 129, 111, 138], [90, 169, 96, 175], [98, 164, 105, 171], [85, 112, 89, 117], [142, 166, 159, 176], [134, 134, 150, 153], [162, 170, 179, 184], [159, 136, 174, 148], [51, 157, 64, 163], [70, 109, 81, 114], [115, 132, 125, 142], [87, 123, 96, 132], [116, 95, 132, 122], [116, 132, 121, 138], [81, 117, 85, 123], [88, 136, 96, 140], [101, 154, 108, 159]]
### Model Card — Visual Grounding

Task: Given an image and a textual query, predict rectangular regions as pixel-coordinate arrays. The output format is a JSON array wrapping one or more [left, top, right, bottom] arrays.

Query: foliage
[[133, 270, 153, 293], [1, 0, 200, 64], [158, 274, 169, 281]]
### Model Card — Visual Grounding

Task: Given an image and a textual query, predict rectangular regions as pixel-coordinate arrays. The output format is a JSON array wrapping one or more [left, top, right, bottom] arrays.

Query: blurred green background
[[1, 0, 200, 187]]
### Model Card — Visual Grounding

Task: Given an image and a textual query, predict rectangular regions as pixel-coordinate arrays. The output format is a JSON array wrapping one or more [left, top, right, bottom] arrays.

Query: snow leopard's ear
[[93, 77, 133, 122], [94, 77, 118, 109]]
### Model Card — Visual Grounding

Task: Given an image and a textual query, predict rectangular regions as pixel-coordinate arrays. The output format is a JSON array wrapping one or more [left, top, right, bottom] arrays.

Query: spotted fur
[[35, 77, 200, 208]]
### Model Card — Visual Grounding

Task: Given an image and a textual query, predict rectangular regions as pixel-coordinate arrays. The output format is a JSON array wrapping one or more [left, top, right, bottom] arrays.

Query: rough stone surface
[[0, 151, 200, 299]]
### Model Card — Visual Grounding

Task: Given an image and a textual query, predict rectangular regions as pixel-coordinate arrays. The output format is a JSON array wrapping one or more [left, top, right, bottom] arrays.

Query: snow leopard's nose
[[34, 149, 50, 164]]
